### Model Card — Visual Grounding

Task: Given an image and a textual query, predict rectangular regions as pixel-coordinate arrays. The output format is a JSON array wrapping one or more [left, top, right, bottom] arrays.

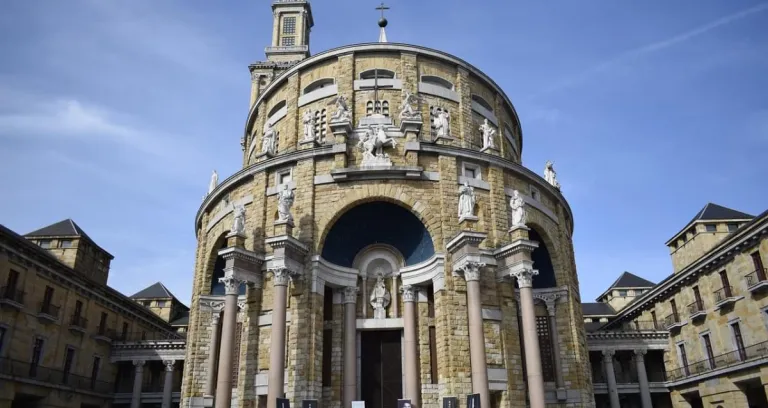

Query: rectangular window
[[529, 185, 540, 202], [282, 16, 296, 34], [156, 300, 166, 308], [465, 167, 476, 179], [719, 271, 732, 297], [281, 36, 295, 46], [0, 326, 6, 355], [693, 286, 702, 308], [122, 322, 129, 340], [63, 347, 75, 383], [322, 328, 332, 386], [98, 312, 107, 332], [43, 286, 54, 307], [429, 326, 438, 384], [278, 170, 292, 185], [536, 316, 555, 382], [670, 299, 679, 321], [731, 322, 746, 360], [427, 288, 435, 318], [60, 240, 72, 248], [705, 224, 717, 232], [701, 334, 715, 369], [727, 223, 739, 232], [6, 269, 19, 290], [678, 343, 689, 375], [30, 337, 44, 377], [74, 300, 83, 317], [91, 356, 101, 381], [752, 252, 766, 281], [39, 240, 51, 249], [651, 310, 658, 330], [618, 290, 628, 297]]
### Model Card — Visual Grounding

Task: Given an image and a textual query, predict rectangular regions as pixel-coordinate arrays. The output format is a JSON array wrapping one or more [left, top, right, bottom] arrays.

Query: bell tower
[[266, 0, 313, 63]]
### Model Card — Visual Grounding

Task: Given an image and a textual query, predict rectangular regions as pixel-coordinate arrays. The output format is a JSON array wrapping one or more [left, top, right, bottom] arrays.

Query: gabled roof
[[131, 282, 175, 299], [666, 203, 754, 244], [581, 302, 615, 316], [26, 219, 93, 240], [595, 271, 655, 301]]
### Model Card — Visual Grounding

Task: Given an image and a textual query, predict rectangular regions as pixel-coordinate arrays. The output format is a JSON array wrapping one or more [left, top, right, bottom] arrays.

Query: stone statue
[[458, 182, 476, 218], [357, 125, 397, 167], [399, 91, 420, 120], [544, 160, 561, 190], [231, 204, 246, 236], [277, 184, 295, 223], [261, 121, 277, 155], [369, 273, 391, 319], [208, 170, 218, 194], [480, 118, 496, 150], [510, 190, 527, 228], [330, 95, 351, 122], [434, 109, 450, 138], [302, 110, 316, 142]]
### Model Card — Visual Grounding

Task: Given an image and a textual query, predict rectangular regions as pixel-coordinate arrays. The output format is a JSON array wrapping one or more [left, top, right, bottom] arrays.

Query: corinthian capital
[[271, 268, 295, 287], [456, 261, 485, 282], [510, 268, 538, 288], [401, 285, 416, 303], [219, 275, 244, 295], [343, 286, 358, 304], [163, 360, 176, 372]]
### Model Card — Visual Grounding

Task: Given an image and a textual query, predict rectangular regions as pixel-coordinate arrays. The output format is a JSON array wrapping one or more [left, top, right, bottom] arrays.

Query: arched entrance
[[322, 201, 435, 408]]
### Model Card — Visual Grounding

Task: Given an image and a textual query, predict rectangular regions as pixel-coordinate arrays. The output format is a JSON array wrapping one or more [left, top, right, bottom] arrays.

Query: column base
[[556, 388, 567, 401]]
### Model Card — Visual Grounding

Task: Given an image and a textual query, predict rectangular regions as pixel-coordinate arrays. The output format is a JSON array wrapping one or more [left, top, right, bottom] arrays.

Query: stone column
[[205, 312, 221, 397], [401, 285, 420, 408], [343, 286, 358, 408], [542, 295, 566, 400], [267, 269, 292, 408], [458, 262, 490, 408], [602, 350, 620, 408], [130, 360, 145, 408], [512, 269, 545, 408], [634, 349, 653, 408], [162, 360, 175, 408], [214, 276, 243, 408]]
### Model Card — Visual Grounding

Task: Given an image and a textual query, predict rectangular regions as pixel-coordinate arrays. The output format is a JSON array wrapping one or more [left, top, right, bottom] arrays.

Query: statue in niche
[[399, 91, 421, 121], [208, 170, 218, 194], [302, 110, 316, 142], [277, 184, 295, 223], [369, 273, 391, 319], [458, 182, 476, 218], [434, 109, 450, 138], [509, 189, 528, 228], [261, 120, 277, 155], [231, 204, 246, 236], [329, 95, 351, 122], [480, 118, 496, 150], [544, 160, 561, 190]]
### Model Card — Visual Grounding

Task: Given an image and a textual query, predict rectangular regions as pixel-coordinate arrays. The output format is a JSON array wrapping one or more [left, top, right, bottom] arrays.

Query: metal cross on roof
[[376, 2, 389, 19]]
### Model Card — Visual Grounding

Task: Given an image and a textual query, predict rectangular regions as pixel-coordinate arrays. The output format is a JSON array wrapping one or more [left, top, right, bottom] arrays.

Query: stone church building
[[181, 2, 592, 408]]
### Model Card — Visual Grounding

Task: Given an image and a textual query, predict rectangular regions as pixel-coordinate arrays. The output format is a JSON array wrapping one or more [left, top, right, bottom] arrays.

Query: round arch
[[320, 201, 435, 268], [206, 230, 246, 296], [528, 225, 558, 289]]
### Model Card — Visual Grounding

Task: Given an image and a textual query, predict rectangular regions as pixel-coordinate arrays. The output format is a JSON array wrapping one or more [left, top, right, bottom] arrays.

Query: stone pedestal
[[274, 220, 294, 237], [458, 215, 479, 229], [399, 117, 423, 135], [300, 138, 321, 149]]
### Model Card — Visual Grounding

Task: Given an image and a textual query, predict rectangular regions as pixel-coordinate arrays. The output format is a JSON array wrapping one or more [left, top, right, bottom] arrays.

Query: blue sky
[[1, 0, 766, 304]]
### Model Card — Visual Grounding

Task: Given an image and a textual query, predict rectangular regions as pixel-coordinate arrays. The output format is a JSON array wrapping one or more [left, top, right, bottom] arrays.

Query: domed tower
[[183, 3, 591, 408]]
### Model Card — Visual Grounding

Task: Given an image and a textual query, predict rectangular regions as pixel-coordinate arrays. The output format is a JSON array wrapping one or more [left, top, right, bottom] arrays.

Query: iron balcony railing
[[666, 340, 768, 381], [713, 286, 734, 303], [0, 357, 113, 394], [69, 314, 88, 329], [661, 313, 681, 329], [0, 286, 25, 304], [95, 326, 117, 339], [38, 302, 60, 319], [113, 331, 186, 342], [745, 268, 768, 287], [687, 300, 704, 316]]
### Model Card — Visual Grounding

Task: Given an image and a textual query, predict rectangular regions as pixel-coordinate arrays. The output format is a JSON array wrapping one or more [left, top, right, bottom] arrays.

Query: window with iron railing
[[667, 339, 768, 381]]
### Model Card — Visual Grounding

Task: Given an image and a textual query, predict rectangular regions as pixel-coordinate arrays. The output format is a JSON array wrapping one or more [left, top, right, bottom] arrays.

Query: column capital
[[401, 285, 417, 302], [163, 360, 176, 372], [602, 349, 616, 358], [456, 261, 485, 282], [133, 359, 146, 368], [343, 286, 358, 304], [533, 292, 560, 316], [219, 275, 244, 295], [634, 349, 647, 359], [270, 268, 297, 287], [510, 268, 538, 288]]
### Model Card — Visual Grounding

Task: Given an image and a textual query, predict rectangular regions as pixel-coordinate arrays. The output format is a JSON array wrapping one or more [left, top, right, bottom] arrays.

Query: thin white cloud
[[531, 2, 768, 99]]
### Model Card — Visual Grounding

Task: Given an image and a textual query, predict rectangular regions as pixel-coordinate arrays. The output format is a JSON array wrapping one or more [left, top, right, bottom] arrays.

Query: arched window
[[421, 75, 454, 90], [360, 69, 396, 80], [210, 240, 245, 295], [471, 94, 493, 112], [268, 100, 286, 118], [529, 228, 557, 289], [366, 101, 374, 116], [303, 78, 335, 95], [382, 101, 390, 116]]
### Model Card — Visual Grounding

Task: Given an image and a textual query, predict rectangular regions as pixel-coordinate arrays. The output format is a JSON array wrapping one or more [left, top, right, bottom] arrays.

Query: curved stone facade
[[182, 41, 592, 408]]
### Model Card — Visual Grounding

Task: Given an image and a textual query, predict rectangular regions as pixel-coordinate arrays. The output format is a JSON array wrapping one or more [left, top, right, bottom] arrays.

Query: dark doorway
[[361, 330, 402, 408], [743, 380, 768, 408]]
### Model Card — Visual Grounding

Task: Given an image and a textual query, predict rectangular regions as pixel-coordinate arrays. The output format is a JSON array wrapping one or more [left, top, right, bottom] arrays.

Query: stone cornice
[[446, 231, 487, 253], [609, 214, 768, 326], [217, 247, 266, 265], [493, 239, 539, 259], [265, 235, 309, 253]]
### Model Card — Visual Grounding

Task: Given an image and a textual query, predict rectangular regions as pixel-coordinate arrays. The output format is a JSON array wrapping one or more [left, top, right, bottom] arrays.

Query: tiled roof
[[582, 302, 615, 316], [131, 282, 175, 299], [26, 219, 93, 240], [667, 203, 754, 244]]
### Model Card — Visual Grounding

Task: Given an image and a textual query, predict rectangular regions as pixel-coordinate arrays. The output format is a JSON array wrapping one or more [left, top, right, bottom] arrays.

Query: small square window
[[727, 223, 738, 232], [156, 301, 166, 308], [462, 163, 481, 180], [142, 301, 151, 307], [618, 290, 628, 297], [529, 185, 540, 202], [705, 224, 717, 232], [465, 168, 476, 179], [60, 240, 72, 248], [278, 171, 292, 185], [281, 36, 295, 46], [39, 240, 51, 249]]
